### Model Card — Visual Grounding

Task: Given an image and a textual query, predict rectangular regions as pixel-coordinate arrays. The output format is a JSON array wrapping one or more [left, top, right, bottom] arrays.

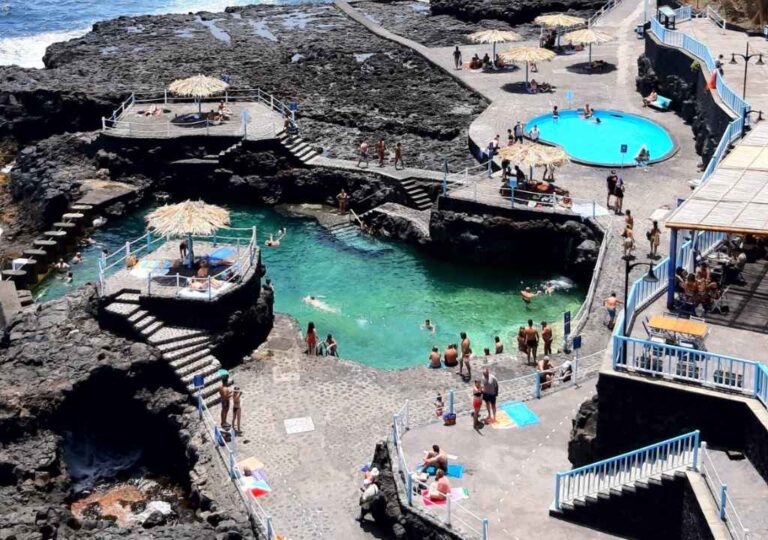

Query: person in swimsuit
[[541, 321, 553, 356], [494, 336, 503, 354], [422, 319, 436, 333], [325, 334, 338, 357], [443, 344, 458, 367], [517, 327, 527, 361], [179, 240, 188, 261], [520, 287, 540, 307], [428, 346, 442, 368], [604, 293, 621, 328], [232, 386, 242, 434], [472, 380, 483, 428], [219, 377, 231, 428], [524, 319, 540, 365], [459, 332, 471, 380], [306, 321, 318, 355]]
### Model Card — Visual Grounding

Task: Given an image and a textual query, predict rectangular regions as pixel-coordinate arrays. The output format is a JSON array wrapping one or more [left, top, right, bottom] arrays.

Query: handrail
[[699, 443, 749, 539], [196, 391, 276, 539], [706, 6, 727, 31], [554, 431, 700, 510]]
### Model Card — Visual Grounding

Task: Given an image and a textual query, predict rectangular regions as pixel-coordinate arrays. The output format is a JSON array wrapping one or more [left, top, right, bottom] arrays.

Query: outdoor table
[[707, 252, 730, 264], [647, 315, 708, 340]]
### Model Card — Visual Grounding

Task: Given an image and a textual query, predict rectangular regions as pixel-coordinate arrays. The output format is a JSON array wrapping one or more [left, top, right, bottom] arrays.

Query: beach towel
[[501, 401, 540, 427], [420, 487, 470, 506], [206, 246, 237, 264], [177, 281, 233, 300], [241, 474, 272, 498], [422, 463, 464, 479], [129, 259, 172, 278]]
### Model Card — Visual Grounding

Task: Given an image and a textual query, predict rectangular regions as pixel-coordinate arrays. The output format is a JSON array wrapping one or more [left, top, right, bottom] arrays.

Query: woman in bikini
[[306, 322, 318, 355], [472, 380, 483, 428]]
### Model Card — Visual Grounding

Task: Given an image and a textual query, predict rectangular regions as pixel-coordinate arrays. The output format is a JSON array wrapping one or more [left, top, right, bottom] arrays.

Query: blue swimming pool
[[525, 110, 676, 167]]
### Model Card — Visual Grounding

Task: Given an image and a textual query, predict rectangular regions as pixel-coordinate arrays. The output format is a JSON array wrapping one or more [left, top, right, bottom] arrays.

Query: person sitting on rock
[[443, 344, 458, 367]]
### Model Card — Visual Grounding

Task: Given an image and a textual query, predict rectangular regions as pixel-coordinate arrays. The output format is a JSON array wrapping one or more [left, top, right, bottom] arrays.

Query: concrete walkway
[[400, 378, 617, 539]]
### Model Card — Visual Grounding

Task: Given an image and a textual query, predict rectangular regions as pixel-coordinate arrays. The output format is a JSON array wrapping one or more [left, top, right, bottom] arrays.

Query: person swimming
[[422, 319, 436, 333], [520, 287, 540, 306], [303, 295, 340, 314], [265, 234, 280, 247], [543, 281, 555, 296]]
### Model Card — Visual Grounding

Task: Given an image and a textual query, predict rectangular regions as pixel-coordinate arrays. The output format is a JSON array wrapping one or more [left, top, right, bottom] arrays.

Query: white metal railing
[[699, 443, 750, 539], [706, 6, 727, 31], [554, 431, 700, 510], [196, 390, 277, 539], [571, 223, 611, 339], [674, 5, 693, 23], [588, 0, 620, 26], [102, 88, 293, 139], [98, 227, 257, 298]]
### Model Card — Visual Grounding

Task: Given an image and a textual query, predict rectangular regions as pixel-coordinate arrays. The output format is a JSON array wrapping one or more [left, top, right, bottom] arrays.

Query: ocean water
[[36, 204, 585, 369], [0, 0, 328, 68]]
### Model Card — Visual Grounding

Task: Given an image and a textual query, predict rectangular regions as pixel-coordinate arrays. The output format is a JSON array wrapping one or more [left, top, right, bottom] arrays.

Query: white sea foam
[[0, 27, 90, 68]]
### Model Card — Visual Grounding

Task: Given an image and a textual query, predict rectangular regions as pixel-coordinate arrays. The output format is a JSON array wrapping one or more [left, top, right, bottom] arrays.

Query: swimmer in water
[[265, 234, 280, 247], [303, 295, 340, 314], [520, 287, 540, 307], [544, 281, 555, 296], [421, 319, 436, 333]]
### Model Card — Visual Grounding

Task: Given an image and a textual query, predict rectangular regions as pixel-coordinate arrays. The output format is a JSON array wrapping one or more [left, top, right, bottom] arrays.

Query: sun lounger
[[177, 281, 233, 300], [648, 95, 672, 111]]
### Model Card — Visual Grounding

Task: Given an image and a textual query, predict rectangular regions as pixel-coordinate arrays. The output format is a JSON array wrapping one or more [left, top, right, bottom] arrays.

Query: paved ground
[[677, 17, 768, 115], [400, 378, 615, 539]]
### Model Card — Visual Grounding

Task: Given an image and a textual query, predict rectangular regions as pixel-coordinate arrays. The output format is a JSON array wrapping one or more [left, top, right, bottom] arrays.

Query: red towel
[[707, 71, 717, 90]]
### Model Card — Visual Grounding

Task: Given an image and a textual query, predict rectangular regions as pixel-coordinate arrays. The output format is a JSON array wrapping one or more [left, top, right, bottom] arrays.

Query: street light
[[622, 257, 659, 362], [729, 42, 764, 100]]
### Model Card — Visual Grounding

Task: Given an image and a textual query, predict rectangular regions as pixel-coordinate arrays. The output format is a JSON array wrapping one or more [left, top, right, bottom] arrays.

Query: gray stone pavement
[[400, 378, 617, 539]]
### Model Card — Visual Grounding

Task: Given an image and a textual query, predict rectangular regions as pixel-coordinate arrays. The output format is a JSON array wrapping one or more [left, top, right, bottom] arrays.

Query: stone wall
[[637, 34, 734, 168], [431, 196, 602, 280]]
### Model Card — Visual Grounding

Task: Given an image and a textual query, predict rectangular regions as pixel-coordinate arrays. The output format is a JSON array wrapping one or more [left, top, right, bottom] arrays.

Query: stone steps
[[169, 347, 213, 372]]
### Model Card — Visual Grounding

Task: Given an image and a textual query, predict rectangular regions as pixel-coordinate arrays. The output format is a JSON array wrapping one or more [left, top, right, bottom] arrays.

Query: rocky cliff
[[430, 0, 602, 24]]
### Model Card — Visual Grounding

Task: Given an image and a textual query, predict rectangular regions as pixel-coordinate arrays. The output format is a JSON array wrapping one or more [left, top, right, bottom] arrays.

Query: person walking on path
[[453, 46, 463, 69], [514, 121, 524, 143], [507, 128, 514, 146], [648, 220, 661, 259], [541, 321, 553, 356], [471, 380, 483, 428], [482, 367, 499, 424], [606, 170, 618, 210], [376, 138, 386, 167], [219, 376, 231, 428], [394, 142, 404, 170], [357, 141, 369, 167], [604, 293, 622, 328], [524, 320, 539, 365], [232, 385, 243, 434], [614, 176, 625, 215], [459, 331, 472, 380], [337, 189, 349, 214]]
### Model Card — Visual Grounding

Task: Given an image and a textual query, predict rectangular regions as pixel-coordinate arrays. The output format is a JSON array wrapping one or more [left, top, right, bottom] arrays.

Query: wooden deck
[[103, 240, 258, 300], [105, 100, 284, 140]]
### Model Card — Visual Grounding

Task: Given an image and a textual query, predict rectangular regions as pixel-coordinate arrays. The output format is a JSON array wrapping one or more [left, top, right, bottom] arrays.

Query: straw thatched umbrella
[[168, 75, 229, 113], [563, 27, 614, 64], [146, 200, 230, 267], [535, 13, 586, 47], [498, 46, 556, 84], [468, 29, 522, 67], [499, 142, 569, 179]]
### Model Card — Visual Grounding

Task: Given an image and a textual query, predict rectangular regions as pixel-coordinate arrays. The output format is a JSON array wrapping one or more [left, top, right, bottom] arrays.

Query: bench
[[648, 95, 672, 111]]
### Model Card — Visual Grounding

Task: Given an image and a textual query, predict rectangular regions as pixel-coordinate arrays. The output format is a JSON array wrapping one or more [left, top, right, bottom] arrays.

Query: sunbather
[[423, 444, 448, 473], [642, 90, 657, 107]]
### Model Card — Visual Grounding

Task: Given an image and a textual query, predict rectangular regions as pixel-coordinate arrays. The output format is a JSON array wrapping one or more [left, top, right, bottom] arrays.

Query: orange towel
[[707, 71, 717, 90]]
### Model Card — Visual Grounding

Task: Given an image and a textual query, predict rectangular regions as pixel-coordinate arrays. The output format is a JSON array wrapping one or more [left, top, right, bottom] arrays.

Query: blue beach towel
[[501, 401, 540, 427], [421, 463, 465, 479], [207, 246, 237, 264]]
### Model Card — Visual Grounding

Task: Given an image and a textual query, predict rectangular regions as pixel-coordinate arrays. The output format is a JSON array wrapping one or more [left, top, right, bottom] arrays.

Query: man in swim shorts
[[604, 293, 622, 328], [523, 319, 540, 365], [459, 332, 471, 379], [219, 376, 231, 428], [481, 368, 499, 423]]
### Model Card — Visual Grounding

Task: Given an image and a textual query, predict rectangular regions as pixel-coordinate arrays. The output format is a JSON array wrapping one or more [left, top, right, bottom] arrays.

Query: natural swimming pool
[[525, 109, 675, 167], [36, 205, 586, 369]]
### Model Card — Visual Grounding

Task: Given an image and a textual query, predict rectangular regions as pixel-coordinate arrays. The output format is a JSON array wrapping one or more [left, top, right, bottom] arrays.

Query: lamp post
[[622, 256, 659, 362], [729, 42, 764, 100]]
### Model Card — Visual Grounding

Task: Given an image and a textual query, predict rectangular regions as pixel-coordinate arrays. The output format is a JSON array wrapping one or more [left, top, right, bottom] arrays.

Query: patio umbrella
[[168, 75, 229, 113], [146, 200, 231, 268], [498, 46, 556, 84], [467, 29, 522, 67], [563, 27, 614, 64], [535, 13, 586, 47], [499, 142, 569, 179]]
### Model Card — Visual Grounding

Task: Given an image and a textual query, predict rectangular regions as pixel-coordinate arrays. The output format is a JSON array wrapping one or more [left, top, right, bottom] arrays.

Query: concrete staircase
[[399, 178, 432, 210], [277, 131, 321, 165], [103, 291, 226, 407]]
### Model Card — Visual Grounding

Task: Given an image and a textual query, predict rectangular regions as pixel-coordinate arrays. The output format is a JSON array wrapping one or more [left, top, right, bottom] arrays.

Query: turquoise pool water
[[36, 205, 585, 369], [525, 110, 675, 167]]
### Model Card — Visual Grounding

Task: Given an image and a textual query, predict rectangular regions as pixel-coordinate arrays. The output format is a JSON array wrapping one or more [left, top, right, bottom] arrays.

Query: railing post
[[164, 89, 167, 104], [229, 445, 236, 480], [270, 95, 274, 110], [266, 516, 274, 540], [125, 241, 130, 261], [147, 271, 152, 296], [208, 276, 212, 301], [213, 231, 218, 247], [406, 473, 413, 506], [448, 390, 454, 415], [404, 399, 410, 430], [692, 430, 700, 470], [102, 117, 106, 131], [719, 483, 727, 520], [554, 473, 562, 511], [146, 231, 152, 252], [592, 200, 596, 218], [197, 389, 203, 419], [392, 414, 399, 447], [482, 518, 489, 540], [535, 371, 542, 399], [446, 491, 452, 525]]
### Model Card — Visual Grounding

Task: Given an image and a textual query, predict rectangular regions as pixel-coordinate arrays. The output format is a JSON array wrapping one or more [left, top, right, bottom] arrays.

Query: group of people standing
[[358, 139, 405, 169], [515, 319, 553, 365], [304, 321, 339, 357]]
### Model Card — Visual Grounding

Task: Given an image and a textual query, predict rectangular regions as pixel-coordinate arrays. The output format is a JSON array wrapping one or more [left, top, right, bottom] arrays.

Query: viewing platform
[[99, 228, 259, 301], [101, 88, 288, 141]]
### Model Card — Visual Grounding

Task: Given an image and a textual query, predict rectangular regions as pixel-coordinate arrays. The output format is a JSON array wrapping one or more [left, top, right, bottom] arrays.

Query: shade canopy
[[468, 29, 523, 44], [499, 46, 557, 64], [534, 13, 586, 28], [562, 28, 614, 45], [499, 142, 570, 168], [146, 200, 231, 237], [168, 75, 229, 98]]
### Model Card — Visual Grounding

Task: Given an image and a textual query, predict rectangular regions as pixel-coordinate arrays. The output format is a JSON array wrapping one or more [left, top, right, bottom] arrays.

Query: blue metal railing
[[756, 365, 768, 408], [554, 431, 700, 510]]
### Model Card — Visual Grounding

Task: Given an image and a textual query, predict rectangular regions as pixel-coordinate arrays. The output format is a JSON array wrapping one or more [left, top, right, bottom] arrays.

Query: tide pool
[[37, 205, 585, 369]]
